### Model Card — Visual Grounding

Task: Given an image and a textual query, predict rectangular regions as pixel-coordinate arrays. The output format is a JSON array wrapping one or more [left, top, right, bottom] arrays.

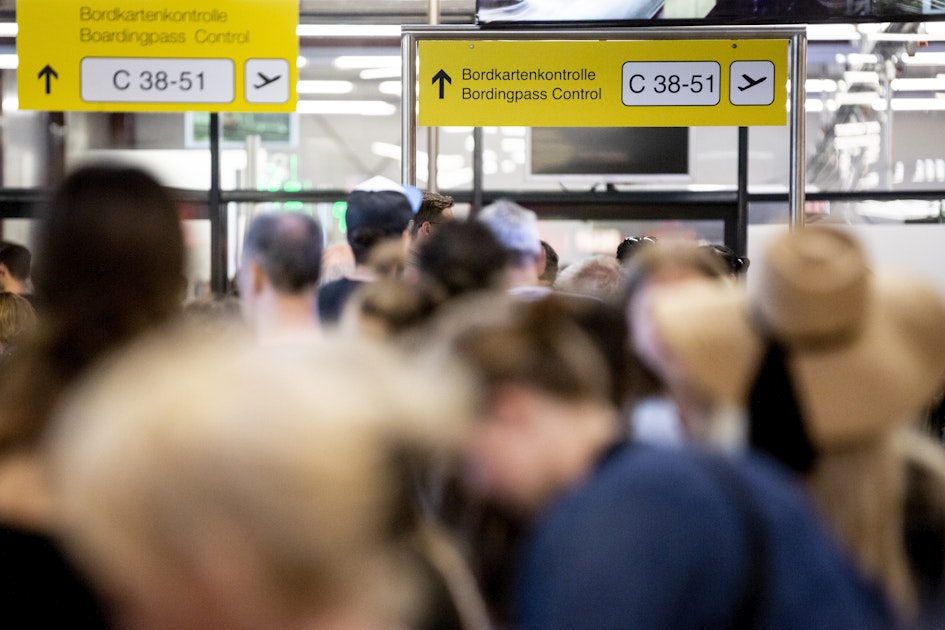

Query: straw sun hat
[[645, 226, 945, 450]]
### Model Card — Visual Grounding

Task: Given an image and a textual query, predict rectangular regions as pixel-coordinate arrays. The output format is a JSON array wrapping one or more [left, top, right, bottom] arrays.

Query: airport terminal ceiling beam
[[402, 25, 808, 229]]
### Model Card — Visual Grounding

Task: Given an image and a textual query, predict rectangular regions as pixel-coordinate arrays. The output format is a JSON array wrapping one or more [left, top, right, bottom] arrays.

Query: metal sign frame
[[401, 25, 807, 228]]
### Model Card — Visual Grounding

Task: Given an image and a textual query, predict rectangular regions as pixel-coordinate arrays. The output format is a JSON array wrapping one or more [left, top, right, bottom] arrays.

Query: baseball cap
[[345, 176, 423, 235]]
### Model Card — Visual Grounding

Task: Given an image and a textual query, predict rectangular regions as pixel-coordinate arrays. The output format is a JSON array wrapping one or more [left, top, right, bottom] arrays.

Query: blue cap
[[345, 176, 423, 235]]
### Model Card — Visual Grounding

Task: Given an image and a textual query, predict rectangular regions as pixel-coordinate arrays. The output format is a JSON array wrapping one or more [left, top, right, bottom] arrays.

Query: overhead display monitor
[[528, 127, 691, 184], [477, 0, 945, 24]]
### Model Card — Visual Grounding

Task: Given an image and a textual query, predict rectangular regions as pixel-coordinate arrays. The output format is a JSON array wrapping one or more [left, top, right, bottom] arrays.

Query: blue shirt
[[520, 444, 893, 630]]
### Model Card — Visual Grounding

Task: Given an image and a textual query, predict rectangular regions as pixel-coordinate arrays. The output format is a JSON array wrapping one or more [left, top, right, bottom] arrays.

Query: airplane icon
[[738, 74, 767, 91], [254, 72, 281, 89]]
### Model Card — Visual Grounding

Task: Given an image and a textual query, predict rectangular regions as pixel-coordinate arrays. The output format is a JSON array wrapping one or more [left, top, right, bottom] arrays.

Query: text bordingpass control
[[460, 66, 601, 103]]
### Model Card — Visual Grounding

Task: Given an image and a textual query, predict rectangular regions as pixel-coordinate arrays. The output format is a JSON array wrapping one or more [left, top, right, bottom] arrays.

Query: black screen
[[529, 127, 689, 179]]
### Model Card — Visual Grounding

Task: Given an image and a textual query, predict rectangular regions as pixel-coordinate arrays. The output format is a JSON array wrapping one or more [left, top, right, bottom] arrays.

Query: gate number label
[[622, 62, 721, 107], [81, 58, 235, 104]]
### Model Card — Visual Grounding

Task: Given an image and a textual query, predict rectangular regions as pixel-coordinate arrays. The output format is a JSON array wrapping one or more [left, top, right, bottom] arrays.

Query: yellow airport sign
[[419, 39, 788, 126], [18, 0, 297, 112]]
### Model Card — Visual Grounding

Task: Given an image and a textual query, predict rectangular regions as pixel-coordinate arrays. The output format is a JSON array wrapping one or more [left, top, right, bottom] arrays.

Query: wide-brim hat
[[645, 227, 945, 448]]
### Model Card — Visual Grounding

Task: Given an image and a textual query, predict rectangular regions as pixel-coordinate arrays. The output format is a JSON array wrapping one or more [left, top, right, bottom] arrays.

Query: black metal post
[[471, 126, 483, 217], [209, 112, 227, 295], [734, 126, 749, 256]]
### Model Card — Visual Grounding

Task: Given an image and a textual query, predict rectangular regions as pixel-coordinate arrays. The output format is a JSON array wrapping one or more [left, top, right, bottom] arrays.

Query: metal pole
[[236, 134, 262, 267], [402, 32, 418, 186], [880, 59, 894, 190], [788, 31, 807, 230], [736, 126, 749, 255], [209, 112, 227, 295], [472, 126, 484, 216], [425, 0, 441, 191], [427, 128, 439, 192]]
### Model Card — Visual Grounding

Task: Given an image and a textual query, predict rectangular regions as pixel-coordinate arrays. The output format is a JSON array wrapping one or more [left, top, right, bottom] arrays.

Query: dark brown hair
[[0, 164, 185, 452], [410, 191, 454, 238], [0, 243, 31, 281]]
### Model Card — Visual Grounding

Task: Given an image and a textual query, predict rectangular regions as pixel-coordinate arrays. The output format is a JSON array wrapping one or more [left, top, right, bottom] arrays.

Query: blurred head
[[0, 242, 31, 293], [0, 292, 36, 349], [409, 191, 455, 245], [0, 164, 185, 453], [623, 239, 728, 296], [554, 255, 625, 302], [415, 220, 509, 299], [366, 239, 408, 281], [240, 212, 323, 297], [643, 227, 945, 459], [616, 236, 656, 263], [538, 241, 559, 286], [341, 278, 441, 341], [705, 244, 750, 277], [34, 163, 185, 327], [448, 295, 621, 514], [48, 330, 472, 630], [477, 199, 541, 270], [346, 177, 422, 265], [622, 239, 729, 404]]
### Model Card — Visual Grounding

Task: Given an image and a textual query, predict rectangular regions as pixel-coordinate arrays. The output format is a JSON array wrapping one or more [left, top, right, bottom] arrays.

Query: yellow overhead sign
[[18, 0, 297, 112], [419, 39, 788, 127]]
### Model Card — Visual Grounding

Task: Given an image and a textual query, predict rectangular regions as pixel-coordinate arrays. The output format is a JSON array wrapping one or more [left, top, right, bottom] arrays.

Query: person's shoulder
[[537, 444, 749, 550], [574, 443, 742, 506], [705, 450, 895, 630], [532, 445, 893, 630], [319, 277, 363, 294], [521, 446, 752, 629], [317, 278, 365, 323]]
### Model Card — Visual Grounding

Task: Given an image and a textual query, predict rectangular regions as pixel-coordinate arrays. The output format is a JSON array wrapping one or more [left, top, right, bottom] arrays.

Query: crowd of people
[[1, 162, 945, 630]]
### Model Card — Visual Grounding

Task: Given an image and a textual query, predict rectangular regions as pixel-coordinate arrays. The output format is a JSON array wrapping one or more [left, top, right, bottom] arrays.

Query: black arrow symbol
[[432, 69, 451, 99], [38, 64, 58, 95]]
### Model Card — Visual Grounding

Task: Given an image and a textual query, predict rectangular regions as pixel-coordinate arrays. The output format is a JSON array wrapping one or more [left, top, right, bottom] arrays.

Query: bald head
[[243, 213, 323, 294]]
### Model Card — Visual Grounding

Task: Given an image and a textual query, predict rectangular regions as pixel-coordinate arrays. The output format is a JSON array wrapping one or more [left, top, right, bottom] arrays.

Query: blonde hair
[[47, 327, 473, 625], [0, 292, 36, 347], [807, 435, 912, 614], [807, 427, 945, 619]]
